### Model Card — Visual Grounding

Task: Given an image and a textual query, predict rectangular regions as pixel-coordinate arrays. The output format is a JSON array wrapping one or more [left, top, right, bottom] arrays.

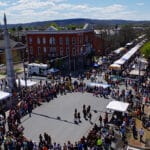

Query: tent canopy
[[106, 100, 129, 112], [16, 79, 37, 87], [93, 63, 100, 67], [86, 82, 110, 89], [48, 68, 60, 73], [0, 91, 11, 101], [109, 64, 121, 70], [129, 70, 145, 76]]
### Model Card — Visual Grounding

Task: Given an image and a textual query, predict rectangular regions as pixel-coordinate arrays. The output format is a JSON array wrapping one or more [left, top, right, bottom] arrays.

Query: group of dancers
[[74, 104, 92, 124]]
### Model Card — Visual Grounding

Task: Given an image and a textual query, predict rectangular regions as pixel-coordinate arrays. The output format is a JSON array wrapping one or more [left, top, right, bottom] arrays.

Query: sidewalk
[[0, 74, 5, 80], [128, 105, 150, 149]]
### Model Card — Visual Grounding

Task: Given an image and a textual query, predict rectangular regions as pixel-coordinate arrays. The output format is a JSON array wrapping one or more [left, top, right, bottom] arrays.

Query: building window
[[80, 47, 83, 54], [72, 48, 76, 56], [66, 47, 69, 55], [85, 36, 88, 43], [37, 37, 41, 44], [72, 37, 76, 45], [66, 37, 69, 45], [29, 47, 33, 54], [79, 36, 83, 44], [60, 48, 63, 56], [59, 37, 63, 45], [50, 47, 56, 53], [43, 47, 47, 53], [43, 37, 46, 44], [37, 47, 41, 56], [29, 37, 32, 44], [49, 37, 55, 45]]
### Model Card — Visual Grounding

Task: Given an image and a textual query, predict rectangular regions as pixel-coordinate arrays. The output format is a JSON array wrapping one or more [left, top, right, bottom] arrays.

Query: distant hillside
[[6, 18, 150, 28]]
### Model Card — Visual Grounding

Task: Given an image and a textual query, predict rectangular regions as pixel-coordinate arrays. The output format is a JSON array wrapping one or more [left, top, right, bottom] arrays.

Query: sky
[[0, 0, 150, 24]]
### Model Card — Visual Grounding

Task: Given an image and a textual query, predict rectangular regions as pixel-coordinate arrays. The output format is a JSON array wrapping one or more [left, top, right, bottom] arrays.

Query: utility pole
[[3, 14, 16, 93]]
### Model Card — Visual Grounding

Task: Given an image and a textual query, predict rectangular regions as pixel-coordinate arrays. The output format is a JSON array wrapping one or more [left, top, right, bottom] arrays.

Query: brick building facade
[[27, 27, 105, 70]]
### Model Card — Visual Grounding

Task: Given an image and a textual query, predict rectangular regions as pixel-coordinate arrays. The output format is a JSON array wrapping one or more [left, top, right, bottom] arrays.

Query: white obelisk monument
[[3, 14, 16, 92]]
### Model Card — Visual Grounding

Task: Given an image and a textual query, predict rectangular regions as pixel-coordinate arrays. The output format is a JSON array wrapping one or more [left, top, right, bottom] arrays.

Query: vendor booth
[[47, 68, 60, 74], [0, 91, 12, 110], [16, 79, 37, 87], [107, 100, 130, 126], [86, 82, 110, 89], [109, 64, 121, 70], [106, 100, 129, 112]]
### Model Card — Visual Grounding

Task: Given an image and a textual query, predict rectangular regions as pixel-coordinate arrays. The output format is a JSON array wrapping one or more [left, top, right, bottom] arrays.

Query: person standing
[[82, 105, 87, 120], [99, 115, 102, 127], [74, 109, 78, 123], [28, 101, 33, 117], [139, 128, 144, 142], [88, 112, 92, 123], [77, 112, 81, 123]]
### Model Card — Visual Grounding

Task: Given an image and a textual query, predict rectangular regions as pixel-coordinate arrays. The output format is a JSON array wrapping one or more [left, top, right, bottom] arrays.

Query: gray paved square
[[21, 92, 111, 145]]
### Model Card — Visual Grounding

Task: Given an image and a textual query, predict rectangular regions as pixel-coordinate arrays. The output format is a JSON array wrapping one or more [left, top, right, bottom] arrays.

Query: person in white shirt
[[139, 128, 144, 142]]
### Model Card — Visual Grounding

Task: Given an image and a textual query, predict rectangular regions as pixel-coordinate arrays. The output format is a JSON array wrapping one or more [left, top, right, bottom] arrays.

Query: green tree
[[67, 24, 77, 30], [17, 25, 23, 31], [145, 27, 150, 40], [141, 41, 150, 59], [46, 22, 60, 30], [119, 25, 136, 46]]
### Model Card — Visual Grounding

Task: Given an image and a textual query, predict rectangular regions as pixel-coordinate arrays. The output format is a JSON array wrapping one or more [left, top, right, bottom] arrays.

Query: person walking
[[139, 128, 144, 142]]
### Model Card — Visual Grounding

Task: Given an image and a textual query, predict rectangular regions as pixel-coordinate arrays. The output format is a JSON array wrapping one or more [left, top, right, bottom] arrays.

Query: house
[[0, 37, 27, 64]]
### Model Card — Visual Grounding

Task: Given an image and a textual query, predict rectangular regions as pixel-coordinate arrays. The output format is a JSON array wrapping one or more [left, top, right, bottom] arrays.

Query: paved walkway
[[21, 92, 111, 145]]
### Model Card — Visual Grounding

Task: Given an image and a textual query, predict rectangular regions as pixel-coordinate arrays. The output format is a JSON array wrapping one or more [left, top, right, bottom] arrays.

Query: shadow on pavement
[[32, 112, 79, 125]]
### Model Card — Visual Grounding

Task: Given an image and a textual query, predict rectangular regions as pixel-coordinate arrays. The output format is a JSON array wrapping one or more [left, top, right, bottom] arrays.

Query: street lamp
[[138, 58, 141, 91], [23, 59, 27, 89], [22, 49, 27, 89]]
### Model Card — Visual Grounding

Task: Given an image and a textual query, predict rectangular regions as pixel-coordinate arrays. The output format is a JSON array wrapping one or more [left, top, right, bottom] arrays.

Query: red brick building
[[27, 25, 105, 70]]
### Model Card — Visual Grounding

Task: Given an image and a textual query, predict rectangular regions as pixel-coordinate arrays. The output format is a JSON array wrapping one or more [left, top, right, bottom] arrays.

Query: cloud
[[0, 1, 7, 6], [0, 0, 148, 24], [136, 3, 144, 6]]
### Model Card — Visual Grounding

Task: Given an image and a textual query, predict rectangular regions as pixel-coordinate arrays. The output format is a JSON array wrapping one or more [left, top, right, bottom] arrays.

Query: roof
[[86, 82, 110, 89], [0, 91, 11, 100], [0, 39, 25, 50], [106, 100, 129, 112], [46, 26, 58, 31], [16, 79, 37, 87], [129, 69, 145, 76], [28, 63, 48, 68], [109, 64, 121, 70], [114, 47, 127, 54]]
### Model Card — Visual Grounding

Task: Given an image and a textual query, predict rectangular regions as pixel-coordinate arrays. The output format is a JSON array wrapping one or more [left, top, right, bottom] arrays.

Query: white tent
[[106, 100, 129, 112], [0, 91, 11, 100], [16, 79, 37, 87], [109, 64, 121, 70], [129, 69, 145, 76], [86, 82, 110, 89]]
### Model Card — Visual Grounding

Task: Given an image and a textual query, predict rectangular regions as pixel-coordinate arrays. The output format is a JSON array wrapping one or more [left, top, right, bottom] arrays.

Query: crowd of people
[[0, 58, 149, 149]]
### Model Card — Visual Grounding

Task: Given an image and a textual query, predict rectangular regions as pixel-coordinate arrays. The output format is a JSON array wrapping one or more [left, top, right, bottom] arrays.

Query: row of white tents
[[0, 91, 129, 113], [0, 79, 129, 113], [109, 40, 146, 70]]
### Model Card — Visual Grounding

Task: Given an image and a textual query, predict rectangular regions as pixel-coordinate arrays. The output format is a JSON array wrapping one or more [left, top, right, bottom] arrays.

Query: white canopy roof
[[106, 100, 129, 112], [114, 47, 126, 54], [121, 41, 143, 61], [109, 64, 121, 70], [114, 59, 126, 65], [86, 82, 110, 89], [129, 70, 145, 76], [0, 91, 11, 100], [16, 79, 37, 87]]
